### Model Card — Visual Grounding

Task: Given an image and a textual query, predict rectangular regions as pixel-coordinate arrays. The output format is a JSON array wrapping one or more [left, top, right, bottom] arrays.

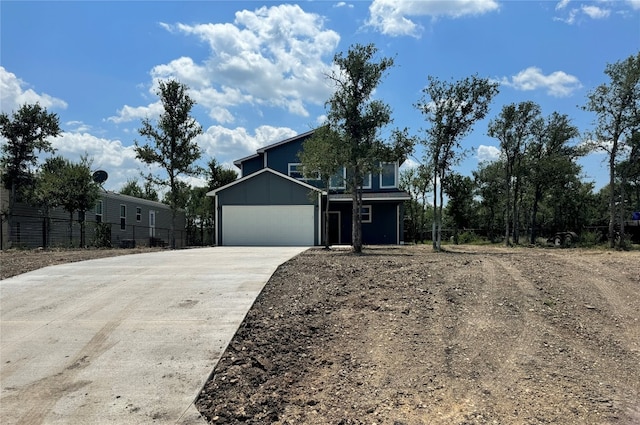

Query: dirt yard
[[195, 245, 640, 425], [2, 245, 639, 424]]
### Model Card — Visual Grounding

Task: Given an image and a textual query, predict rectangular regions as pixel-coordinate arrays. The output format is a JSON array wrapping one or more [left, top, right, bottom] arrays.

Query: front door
[[328, 212, 340, 245]]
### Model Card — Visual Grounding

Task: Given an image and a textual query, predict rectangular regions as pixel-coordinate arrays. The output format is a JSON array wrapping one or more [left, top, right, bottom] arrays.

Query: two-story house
[[206, 129, 410, 246]]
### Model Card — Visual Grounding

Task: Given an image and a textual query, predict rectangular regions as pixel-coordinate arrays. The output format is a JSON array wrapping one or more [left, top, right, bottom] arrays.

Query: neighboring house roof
[[206, 167, 326, 197], [102, 191, 173, 210], [328, 192, 412, 202]]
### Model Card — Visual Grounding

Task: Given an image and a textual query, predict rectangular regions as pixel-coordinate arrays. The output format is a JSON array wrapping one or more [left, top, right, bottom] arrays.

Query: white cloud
[[197, 125, 298, 162], [501, 67, 582, 97], [366, 0, 499, 37], [628, 0, 640, 10], [556, 0, 571, 10], [334, 2, 354, 8], [581, 5, 610, 19], [49, 132, 145, 191], [111, 5, 339, 125], [108, 102, 164, 124], [0, 67, 67, 114], [477, 145, 500, 162]]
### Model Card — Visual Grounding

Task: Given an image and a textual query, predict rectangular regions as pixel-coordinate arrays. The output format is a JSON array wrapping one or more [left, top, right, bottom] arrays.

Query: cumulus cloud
[[107, 102, 164, 124], [197, 125, 298, 162], [0, 67, 67, 114], [109, 4, 339, 124], [501, 67, 582, 97], [48, 132, 145, 191], [477, 145, 500, 162], [581, 5, 610, 19], [366, 0, 499, 37], [334, 2, 354, 8]]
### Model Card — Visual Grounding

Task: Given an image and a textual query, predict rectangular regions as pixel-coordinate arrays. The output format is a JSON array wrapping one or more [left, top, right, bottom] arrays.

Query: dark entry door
[[328, 212, 340, 245]]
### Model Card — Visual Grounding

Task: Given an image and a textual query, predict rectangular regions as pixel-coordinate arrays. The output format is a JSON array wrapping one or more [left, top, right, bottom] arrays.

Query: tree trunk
[[609, 143, 617, 248], [432, 169, 438, 251], [530, 185, 542, 244], [437, 171, 444, 250], [68, 211, 74, 247], [352, 171, 362, 253], [324, 180, 330, 249]]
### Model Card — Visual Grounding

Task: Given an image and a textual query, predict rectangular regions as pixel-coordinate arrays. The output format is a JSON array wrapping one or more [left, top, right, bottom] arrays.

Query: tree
[[135, 79, 203, 249], [0, 103, 59, 246], [443, 173, 476, 244], [473, 160, 506, 242], [36, 156, 100, 247], [526, 112, 580, 243], [119, 176, 159, 201], [206, 158, 238, 190], [399, 164, 432, 243], [415, 75, 499, 251], [583, 52, 640, 248], [321, 43, 413, 253], [488, 101, 542, 246], [299, 125, 346, 249]]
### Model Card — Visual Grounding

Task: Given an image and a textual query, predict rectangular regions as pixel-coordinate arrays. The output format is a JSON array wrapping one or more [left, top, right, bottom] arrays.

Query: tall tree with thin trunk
[[135, 79, 203, 249], [583, 52, 640, 248], [299, 126, 346, 249], [488, 101, 542, 246], [415, 75, 499, 251], [323, 43, 412, 253], [0, 103, 59, 247]]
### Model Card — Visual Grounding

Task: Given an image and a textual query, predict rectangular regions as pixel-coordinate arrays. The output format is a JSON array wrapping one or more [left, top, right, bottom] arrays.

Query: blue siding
[[241, 155, 264, 176]]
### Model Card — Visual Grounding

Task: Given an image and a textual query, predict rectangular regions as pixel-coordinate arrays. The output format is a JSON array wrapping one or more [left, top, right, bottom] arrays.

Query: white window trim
[[379, 162, 398, 189], [330, 167, 347, 189], [288, 163, 303, 179], [361, 205, 372, 223], [362, 173, 372, 189]]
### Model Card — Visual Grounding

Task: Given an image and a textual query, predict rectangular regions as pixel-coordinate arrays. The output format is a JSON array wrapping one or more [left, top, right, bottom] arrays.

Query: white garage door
[[222, 205, 315, 246]]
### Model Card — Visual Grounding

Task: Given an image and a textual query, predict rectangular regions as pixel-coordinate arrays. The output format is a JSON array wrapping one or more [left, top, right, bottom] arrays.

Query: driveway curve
[[1, 246, 308, 425]]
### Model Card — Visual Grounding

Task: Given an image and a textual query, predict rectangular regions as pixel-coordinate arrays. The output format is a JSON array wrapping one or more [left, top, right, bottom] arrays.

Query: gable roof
[[206, 167, 325, 197], [232, 128, 317, 168]]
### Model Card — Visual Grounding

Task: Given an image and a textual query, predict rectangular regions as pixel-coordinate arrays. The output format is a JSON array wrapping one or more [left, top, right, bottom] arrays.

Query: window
[[362, 173, 372, 189], [120, 204, 126, 231], [360, 205, 372, 223], [136, 207, 142, 222], [288, 163, 304, 179], [95, 200, 103, 223], [330, 167, 346, 189], [380, 162, 397, 188], [288, 163, 318, 180]]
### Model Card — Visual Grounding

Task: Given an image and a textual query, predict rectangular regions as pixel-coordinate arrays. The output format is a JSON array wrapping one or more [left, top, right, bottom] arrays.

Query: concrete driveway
[[1, 246, 307, 425]]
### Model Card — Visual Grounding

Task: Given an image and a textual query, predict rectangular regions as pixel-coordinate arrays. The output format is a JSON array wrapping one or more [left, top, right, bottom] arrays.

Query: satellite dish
[[92, 170, 108, 184]]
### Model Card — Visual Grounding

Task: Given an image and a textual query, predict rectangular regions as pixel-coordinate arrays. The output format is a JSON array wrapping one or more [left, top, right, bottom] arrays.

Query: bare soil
[[195, 245, 640, 425], [0, 247, 164, 280], [2, 245, 639, 424]]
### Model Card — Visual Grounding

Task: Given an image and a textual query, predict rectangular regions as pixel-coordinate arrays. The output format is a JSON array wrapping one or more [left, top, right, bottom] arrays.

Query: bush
[[458, 231, 480, 244], [94, 223, 112, 248], [579, 230, 602, 248]]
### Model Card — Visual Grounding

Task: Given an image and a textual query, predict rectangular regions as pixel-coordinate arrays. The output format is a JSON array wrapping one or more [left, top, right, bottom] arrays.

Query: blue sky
[[1, 0, 639, 193]]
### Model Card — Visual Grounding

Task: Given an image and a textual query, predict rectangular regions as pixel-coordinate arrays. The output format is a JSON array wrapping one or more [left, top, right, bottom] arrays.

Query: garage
[[221, 205, 315, 246]]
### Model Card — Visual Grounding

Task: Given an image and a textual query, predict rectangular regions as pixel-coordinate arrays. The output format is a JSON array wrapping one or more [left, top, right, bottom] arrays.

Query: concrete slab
[[1, 246, 307, 424]]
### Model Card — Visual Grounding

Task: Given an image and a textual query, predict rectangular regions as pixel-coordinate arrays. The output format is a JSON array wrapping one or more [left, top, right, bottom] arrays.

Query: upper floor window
[[288, 163, 319, 180], [288, 163, 303, 179], [361, 173, 372, 189], [330, 167, 346, 189], [136, 207, 142, 222], [380, 162, 397, 189]]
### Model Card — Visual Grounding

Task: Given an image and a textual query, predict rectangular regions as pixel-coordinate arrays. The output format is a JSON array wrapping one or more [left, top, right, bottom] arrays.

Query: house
[[0, 189, 185, 249], [207, 129, 410, 246]]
